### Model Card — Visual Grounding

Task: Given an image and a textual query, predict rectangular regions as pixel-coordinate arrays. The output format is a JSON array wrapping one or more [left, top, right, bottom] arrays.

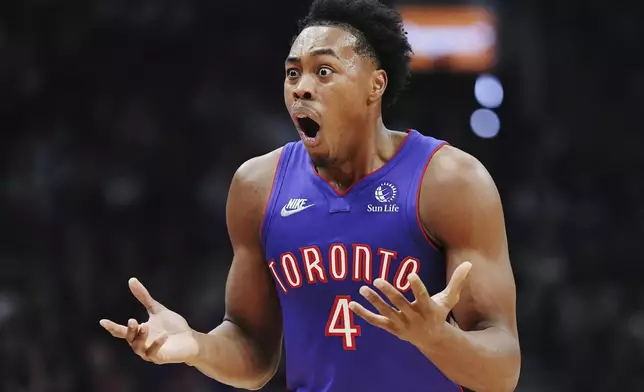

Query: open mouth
[[296, 116, 321, 138]]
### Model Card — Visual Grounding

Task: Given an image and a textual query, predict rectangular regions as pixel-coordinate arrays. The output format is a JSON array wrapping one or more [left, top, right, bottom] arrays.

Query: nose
[[293, 76, 315, 100]]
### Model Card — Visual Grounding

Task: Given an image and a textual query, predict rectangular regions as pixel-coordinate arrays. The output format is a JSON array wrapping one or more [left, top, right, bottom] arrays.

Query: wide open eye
[[318, 67, 333, 77], [286, 68, 301, 79]]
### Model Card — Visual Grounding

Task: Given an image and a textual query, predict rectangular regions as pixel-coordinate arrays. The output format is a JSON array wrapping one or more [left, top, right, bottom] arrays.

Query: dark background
[[1, 0, 643, 391]]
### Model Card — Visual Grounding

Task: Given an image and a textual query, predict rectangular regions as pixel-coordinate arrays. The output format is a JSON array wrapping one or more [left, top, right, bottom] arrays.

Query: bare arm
[[417, 146, 521, 392], [188, 149, 284, 390]]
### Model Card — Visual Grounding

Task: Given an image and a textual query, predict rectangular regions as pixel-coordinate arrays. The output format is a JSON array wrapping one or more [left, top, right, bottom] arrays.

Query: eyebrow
[[286, 48, 340, 64]]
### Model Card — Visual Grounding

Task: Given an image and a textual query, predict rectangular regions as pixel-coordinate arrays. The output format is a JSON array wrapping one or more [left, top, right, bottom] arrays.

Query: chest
[[263, 174, 444, 298], [266, 176, 414, 260]]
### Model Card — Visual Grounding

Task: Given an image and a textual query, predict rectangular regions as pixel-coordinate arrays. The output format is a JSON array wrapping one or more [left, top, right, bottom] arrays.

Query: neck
[[317, 116, 401, 191]]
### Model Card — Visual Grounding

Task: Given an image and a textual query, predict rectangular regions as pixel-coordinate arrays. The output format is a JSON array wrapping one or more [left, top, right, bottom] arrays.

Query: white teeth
[[299, 131, 318, 142]]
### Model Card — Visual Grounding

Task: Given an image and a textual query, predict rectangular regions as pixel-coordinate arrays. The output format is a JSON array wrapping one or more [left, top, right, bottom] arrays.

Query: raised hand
[[349, 262, 472, 345], [100, 278, 199, 364]]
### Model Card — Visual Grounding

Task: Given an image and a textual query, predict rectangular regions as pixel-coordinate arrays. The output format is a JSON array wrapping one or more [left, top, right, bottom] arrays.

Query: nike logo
[[281, 198, 315, 217]]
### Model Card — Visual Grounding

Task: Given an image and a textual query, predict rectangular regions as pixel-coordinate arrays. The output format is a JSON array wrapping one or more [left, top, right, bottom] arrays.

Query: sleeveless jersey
[[261, 130, 460, 392]]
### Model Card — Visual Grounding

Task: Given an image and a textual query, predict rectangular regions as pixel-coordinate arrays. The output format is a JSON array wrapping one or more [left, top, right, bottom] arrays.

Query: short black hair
[[297, 0, 413, 108]]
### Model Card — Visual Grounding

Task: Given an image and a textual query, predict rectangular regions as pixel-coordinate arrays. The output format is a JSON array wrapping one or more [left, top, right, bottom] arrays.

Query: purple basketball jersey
[[261, 130, 461, 392]]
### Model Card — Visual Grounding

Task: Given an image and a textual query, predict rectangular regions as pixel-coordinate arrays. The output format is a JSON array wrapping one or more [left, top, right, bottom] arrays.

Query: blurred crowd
[[1, 0, 643, 391]]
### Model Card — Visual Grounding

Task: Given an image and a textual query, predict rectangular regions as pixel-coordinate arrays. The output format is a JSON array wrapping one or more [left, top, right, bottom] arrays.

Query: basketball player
[[100, 0, 520, 390]]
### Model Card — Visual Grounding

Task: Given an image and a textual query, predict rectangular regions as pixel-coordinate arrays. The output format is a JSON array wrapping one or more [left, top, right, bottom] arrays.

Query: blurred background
[[1, 0, 643, 391]]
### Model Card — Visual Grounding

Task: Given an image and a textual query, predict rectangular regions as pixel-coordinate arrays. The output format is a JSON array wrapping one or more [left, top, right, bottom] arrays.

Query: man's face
[[284, 25, 380, 167]]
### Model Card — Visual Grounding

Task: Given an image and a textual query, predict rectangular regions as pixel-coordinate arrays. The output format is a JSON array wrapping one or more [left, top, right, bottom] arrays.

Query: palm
[[428, 292, 452, 320], [100, 278, 198, 365], [143, 309, 197, 363]]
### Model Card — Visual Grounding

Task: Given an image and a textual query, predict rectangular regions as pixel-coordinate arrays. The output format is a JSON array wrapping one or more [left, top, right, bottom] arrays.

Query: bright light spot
[[470, 109, 500, 139], [474, 74, 503, 108]]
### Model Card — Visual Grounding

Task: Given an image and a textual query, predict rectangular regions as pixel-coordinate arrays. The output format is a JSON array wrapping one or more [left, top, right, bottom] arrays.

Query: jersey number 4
[[325, 295, 361, 350]]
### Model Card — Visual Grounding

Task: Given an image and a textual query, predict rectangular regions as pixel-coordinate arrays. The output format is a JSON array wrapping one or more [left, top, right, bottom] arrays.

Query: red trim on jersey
[[415, 142, 449, 251], [312, 129, 413, 197], [458, 385, 464, 392], [258, 148, 286, 240]]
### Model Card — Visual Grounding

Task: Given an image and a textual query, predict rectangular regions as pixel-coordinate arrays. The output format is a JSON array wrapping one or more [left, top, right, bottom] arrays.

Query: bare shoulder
[[422, 145, 497, 195], [419, 145, 503, 246], [233, 147, 284, 194], [229, 147, 284, 220]]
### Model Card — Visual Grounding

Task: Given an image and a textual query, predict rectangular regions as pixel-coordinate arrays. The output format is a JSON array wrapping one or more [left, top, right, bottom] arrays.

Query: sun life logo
[[374, 182, 397, 203], [368, 182, 400, 213]]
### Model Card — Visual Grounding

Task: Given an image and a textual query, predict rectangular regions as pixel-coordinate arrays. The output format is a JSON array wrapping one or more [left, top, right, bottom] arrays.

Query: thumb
[[129, 278, 164, 314], [442, 261, 472, 309]]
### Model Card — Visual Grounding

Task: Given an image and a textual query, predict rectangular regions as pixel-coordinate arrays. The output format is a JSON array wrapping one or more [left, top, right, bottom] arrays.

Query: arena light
[[470, 108, 500, 139], [474, 74, 504, 109], [398, 6, 497, 73]]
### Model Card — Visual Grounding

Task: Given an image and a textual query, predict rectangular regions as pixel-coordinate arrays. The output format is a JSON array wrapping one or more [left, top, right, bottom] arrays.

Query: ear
[[368, 69, 388, 104]]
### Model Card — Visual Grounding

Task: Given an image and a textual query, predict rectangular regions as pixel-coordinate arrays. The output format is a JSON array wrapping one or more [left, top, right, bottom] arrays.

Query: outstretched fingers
[[99, 319, 127, 338], [100, 319, 165, 362], [128, 278, 164, 314], [145, 333, 169, 362], [440, 261, 472, 310], [131, 323, 149, 356], [125, 318, 140, 343]]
